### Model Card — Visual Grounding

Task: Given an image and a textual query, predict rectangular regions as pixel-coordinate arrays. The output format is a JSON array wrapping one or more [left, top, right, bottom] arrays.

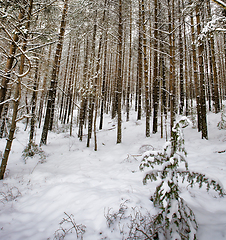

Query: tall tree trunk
[[182, 0, 189, 116], [179, 0, 184, 115], [78, 37, 89, 141], [111, 50, 118, 119], [40, 0, 68, 145], [142, 0, 150, 137], [126, 0, 132, 122], [63, 41, 76, 124], [137, 0, 142, 121], [0, 0, 33, 179], [206, 0, 220, 113], [168, 0, 176, 136], [196, 3, 208, 139], [87, 12, 97, 148], [149, 1, 153, 116], [69, 42, 80, 137], [0, 11, 24, 118], [0, 89, 11, 138], [28, 56, 39, 146], [99, 34, 108, 130], [93, 0, 108, 150], [0, 79, 21, 180], [168, 0, 177, 151], [117, 0, 123, 143], [38, 45, 52, 128], [190, 3, 201, 132], [67, 44, 77, 124], [59, 37, 72, 121], [152, 0, 159, 134]]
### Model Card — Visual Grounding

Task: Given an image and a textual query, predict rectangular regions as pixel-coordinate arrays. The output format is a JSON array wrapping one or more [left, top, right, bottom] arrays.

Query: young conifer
[[140, 117, 224, 239]]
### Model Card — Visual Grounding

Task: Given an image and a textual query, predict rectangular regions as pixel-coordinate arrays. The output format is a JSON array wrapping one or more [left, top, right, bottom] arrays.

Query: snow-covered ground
[[0, 110, 226, 240]]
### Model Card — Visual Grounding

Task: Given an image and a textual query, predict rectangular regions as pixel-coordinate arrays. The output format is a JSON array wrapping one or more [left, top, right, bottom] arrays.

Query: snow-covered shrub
[[22, 141, 46, 163], [217, 107, 226, 130], [140, 117, 224, 240]]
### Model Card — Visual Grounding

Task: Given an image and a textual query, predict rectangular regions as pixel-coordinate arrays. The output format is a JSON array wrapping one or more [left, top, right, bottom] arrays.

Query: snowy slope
[[0, 110, 226, 240]]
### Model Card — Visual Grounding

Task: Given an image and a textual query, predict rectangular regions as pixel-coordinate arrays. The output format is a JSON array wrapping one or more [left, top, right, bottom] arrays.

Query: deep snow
[[0, 110, 226, 240]]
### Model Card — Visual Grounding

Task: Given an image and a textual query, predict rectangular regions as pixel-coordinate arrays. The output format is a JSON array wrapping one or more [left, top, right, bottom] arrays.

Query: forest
[[0, 0, 226, 239]]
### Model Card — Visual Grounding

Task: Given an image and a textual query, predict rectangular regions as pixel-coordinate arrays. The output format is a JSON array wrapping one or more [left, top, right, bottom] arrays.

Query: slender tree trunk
[[160, 54, 166, 138], [206, 0, 220, 113], [87, 12, 97, 148], [28, 56, 39, 146], [99, 34, 108, 130], [40, 0, 68, 145], [0, 79, 21, 180], [0, 0, 33, 179], [182, 0, 189, 116], [137, 0, 142, 121], [69, 42, 80, 137], [152, 0, 159, 134], [179, 0, 184, 115], [117, 0, 123, 143], [67, 44, 77, 124], [196, 4, 208, 139], [63, 41, 76, 124], [126, 0, 132, 122], [168, 0, 177, 151], [142, 0, 150, 137], [149, 1, 153, 116], [38, 45, 52, 128], [111, 50, 118, 119], [93, 0, 108, 150], [59, 37, 72, 121], [0, 89, 11, 138], [78, 38, 89, 141], [0, 12, 24, 118], [190, 4, 201, 132]]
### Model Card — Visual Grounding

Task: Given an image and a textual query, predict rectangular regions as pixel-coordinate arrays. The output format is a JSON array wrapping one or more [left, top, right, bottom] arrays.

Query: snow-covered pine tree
[[217, 106, 226, 130], [140, 117, 224, 240]]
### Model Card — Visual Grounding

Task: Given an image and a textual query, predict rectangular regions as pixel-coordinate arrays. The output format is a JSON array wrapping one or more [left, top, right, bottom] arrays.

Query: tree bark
[[117, 0, 123, 143], [190, 3, 201, 132], [40, 0, 68, 145], [142, 0, 150, 137], [0, 12, 24, 118], [196, 4, 208, 139], [0, 0, 33, 179], [126, 0, 133, 122], [152, 0, 159, 134], [137, 0, 142, 121]]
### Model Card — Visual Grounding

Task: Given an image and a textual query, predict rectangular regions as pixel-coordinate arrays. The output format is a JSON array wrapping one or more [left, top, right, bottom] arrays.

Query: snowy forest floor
[[0, 108, 226, 240]]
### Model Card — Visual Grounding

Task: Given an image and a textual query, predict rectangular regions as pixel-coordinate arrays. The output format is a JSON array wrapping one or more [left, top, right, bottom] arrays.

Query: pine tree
[[140, 117, 224, 239]]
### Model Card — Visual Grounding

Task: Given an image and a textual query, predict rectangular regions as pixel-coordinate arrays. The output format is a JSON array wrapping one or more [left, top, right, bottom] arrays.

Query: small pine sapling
[[140, 117, 224, 240], [217, 106, 226, 130]]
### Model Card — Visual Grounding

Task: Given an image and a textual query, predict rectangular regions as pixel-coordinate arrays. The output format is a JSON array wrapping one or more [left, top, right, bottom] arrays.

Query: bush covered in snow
[[140, 117, 224, 240], [217, 107, 226, 130], [22, 141, 46, 163]]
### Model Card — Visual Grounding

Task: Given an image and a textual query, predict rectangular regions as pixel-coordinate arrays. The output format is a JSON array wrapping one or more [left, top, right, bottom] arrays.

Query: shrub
[[53, 212, 86, 240], [22, 141, 46, 164]]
